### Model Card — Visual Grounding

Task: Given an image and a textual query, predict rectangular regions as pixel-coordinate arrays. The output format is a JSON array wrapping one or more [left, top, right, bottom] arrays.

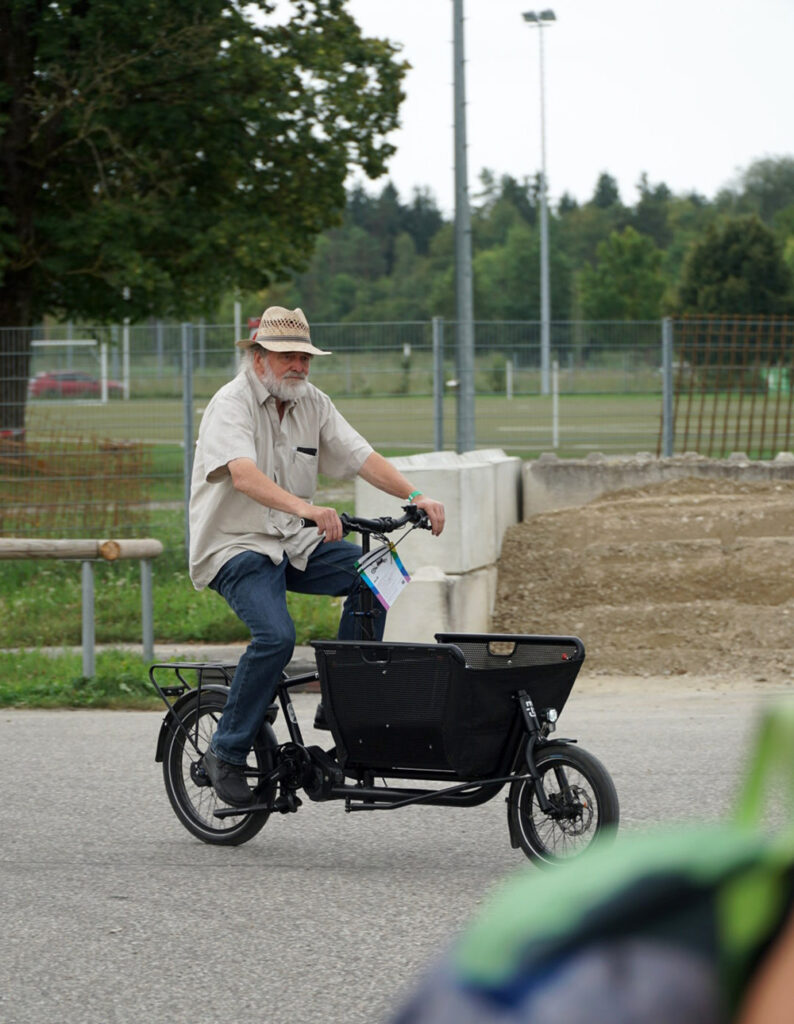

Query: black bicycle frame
[[353, 527, 380, 642]]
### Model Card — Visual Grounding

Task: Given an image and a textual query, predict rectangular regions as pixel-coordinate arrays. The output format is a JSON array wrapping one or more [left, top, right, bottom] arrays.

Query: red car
[[28, 370, 123, 398]]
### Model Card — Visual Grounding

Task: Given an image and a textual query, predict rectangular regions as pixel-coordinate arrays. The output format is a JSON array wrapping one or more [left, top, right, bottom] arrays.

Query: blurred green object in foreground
[[391, 702, 794, 1024]]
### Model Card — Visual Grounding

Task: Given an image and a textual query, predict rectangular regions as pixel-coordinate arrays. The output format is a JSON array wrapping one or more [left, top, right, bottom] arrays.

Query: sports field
[[25, 392, 667, 459]]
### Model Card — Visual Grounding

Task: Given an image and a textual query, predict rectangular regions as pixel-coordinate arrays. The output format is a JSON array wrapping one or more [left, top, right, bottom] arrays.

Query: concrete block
[[383, 565, 450, 644], [382, 563, 497, 643], [460, 448, 522, 553], [447, 565, 497, 635], [522, 451, 794, 518], [355, 457, 498, 573]]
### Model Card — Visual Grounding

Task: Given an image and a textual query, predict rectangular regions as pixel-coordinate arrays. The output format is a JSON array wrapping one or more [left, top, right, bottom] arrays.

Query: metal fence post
[[432, 317, 444, 451], [81, 560, 95, 678], [100, 342, 108, 404], [140, 559, 154, 661], [182, 322, 194, 550], [453, 0, 476, 454], [234, 301, 242, 371], [662, 317, 674, 457], [122, 316, 130, 400], [156, 319, 164, 378]]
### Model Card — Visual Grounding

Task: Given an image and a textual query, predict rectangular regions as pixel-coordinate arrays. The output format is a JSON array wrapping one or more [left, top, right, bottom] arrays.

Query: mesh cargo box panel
[[436, 634, 584, 777], [313, 642, 457, 772], [313, 635, 584, 778]]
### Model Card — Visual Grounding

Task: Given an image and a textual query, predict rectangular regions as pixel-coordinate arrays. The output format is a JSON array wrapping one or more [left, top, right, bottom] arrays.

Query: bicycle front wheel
[[508, 743, 619, 866], [162, 689, 275, 846]]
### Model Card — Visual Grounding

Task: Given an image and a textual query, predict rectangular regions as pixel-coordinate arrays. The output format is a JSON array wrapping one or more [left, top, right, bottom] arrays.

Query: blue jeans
[[207, 540, 385, 764]]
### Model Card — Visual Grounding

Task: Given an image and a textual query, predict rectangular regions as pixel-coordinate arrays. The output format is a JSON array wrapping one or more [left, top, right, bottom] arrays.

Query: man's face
[[255, 348, 312, 400]]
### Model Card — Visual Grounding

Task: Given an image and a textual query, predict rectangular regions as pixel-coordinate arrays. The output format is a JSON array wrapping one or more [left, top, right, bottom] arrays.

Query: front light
[[546, 707, 558, 724]]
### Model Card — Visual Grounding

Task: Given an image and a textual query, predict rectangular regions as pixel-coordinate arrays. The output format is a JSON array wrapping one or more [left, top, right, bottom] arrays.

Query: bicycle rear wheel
[[162, 689, 275, 846], [508, 743, 619, 866]]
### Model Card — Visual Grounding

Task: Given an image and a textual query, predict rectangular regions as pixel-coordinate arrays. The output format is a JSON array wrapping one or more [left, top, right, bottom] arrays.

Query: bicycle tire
[[508, 743, 619, 866], [162, 689, 275, 846]]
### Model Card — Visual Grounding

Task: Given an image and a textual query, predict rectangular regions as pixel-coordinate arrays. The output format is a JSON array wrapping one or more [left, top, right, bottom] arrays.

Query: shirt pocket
[[290, 447, 318, 500]]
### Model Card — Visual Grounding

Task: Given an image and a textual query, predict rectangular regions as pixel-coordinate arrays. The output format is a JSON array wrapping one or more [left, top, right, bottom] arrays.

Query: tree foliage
[[677, 215, 793, 315], [251, 158, 794, 329], [0, 0, 406, 326], [0, 0, 406, 430], [579, 227, 666, 320]]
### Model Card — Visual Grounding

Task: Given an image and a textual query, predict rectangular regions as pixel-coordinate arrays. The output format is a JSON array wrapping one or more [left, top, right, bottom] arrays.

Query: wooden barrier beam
[[98, 539, 164, 561], [0, 538, 100, 560], [0, 538, 163, 561]]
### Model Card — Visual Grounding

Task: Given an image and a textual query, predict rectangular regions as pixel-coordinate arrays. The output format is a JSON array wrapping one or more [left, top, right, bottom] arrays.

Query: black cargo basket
[[311, 633, 584, 779]]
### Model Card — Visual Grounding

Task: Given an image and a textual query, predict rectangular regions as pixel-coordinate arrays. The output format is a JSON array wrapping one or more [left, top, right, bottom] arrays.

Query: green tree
[[591, 172, 622, 209], [717, 157, 794, 225], [473, 221, 572, 321], [346, 232, 435, 321], [556, 200, 626, 268], [401, 187, 444, 256], [632, 173, 673, 248], [662, 193, 717, 294], [0, 0, 406, 432], [677, 215, 793, 314], [579, 226, 666, 320]]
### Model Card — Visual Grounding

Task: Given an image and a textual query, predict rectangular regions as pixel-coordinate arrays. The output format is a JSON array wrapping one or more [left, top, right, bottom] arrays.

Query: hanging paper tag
[[356, 543, 411, 610]]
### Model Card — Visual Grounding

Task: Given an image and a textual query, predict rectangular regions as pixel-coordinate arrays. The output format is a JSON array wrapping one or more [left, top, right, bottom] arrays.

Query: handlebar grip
[[299, 517, 317, 528]]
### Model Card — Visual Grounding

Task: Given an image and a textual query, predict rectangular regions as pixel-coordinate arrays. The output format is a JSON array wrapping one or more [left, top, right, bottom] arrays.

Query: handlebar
[[300, 504, 431, 536]]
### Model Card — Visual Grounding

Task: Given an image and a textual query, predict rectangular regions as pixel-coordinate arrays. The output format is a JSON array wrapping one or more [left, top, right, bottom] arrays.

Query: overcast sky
[[342, 0, 794, 215]]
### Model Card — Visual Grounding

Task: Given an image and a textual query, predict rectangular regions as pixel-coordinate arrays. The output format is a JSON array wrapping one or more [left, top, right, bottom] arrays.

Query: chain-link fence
[[1, 317, 791, 538]]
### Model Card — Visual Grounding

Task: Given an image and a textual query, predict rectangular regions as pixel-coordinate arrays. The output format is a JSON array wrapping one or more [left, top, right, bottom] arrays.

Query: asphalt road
[[2, 675, 792, 1024]]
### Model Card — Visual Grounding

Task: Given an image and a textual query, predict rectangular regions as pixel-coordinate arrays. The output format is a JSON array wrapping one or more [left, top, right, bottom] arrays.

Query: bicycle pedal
[[273, 793, 303, 814]]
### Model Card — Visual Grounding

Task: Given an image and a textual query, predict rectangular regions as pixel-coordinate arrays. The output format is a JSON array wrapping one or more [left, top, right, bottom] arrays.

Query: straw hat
[[236, 306, 330, 356]]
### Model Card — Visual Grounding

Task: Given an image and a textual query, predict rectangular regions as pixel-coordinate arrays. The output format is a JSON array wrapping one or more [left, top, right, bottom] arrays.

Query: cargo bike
[[152, 507, 619, 864]]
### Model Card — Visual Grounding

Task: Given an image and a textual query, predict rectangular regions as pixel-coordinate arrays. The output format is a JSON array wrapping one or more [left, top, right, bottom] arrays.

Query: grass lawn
[[25, 391, 670, 456], [0, 507, 346, 708]]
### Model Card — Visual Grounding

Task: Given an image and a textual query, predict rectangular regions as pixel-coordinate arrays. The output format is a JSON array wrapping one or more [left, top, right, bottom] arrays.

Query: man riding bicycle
[[188, 306, 445, 806]]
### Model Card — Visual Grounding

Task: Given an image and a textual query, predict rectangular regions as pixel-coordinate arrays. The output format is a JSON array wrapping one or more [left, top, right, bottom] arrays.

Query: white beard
[[261, 360, 309, 402]]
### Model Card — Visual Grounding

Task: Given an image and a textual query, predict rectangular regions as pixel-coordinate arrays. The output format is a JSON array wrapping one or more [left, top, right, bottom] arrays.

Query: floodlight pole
[[523, 10, 555, 396], [453, 0, 475, 453]]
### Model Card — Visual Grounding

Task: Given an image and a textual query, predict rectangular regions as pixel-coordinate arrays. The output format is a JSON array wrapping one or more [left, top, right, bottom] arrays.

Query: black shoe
[[313, 701, 331, 730], [203, 748, 253, 806]]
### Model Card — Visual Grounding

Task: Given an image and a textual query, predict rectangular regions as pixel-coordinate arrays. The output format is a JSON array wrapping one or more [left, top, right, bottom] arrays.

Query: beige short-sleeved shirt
[[188, 365, 373, 589]]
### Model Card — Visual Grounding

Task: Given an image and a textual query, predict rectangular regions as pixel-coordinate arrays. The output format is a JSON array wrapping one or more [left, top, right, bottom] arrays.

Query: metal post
[[432, 317, 444, 451], [156, 319, 164, 378], [122, 317, 130, 400], [182, 323, 194, 550], [552, 358, 559, 448], [523, 10, 555, 396], [100, 342, 108, 404], [662, 317, 674, 457], [234, 301, 242, 370], [453, 0, 476, 454], [81, 560, 95, 678], [506, 359, 514, 400], [140, 559, 154, 661], [538, 23, 551, 396]]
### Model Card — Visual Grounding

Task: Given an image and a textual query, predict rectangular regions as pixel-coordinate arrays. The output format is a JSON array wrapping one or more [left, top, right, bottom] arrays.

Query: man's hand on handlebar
[[300, 504, 343, 543], [411, 494, 445, 536]]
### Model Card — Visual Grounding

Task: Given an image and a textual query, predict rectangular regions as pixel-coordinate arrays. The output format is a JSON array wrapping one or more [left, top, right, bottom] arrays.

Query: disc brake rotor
[[548, 784, 593, 836]]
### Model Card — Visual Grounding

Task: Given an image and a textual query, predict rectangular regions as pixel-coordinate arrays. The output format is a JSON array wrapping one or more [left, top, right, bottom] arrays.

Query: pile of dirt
[[493, 478, 794, 681]]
